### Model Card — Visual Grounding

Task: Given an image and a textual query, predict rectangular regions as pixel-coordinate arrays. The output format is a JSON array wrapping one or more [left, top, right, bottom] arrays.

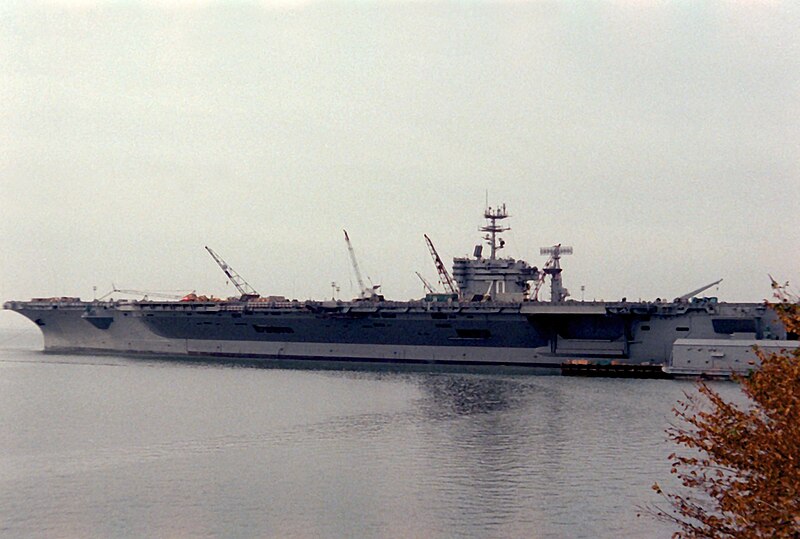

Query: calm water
[[0, 327, 728, 538]]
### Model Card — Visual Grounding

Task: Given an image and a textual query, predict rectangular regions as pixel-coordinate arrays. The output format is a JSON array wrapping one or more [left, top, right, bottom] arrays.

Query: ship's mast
[[539, 244, 573, 302], [481, 204, 510, 260]]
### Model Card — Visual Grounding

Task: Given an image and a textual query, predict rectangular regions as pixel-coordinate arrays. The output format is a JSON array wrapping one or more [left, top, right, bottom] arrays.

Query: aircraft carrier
[[3, 205, 790, 376]]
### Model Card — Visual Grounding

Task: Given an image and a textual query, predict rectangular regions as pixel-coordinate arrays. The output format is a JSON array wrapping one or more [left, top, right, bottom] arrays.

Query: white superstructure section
[[665, 338, 800, 377]]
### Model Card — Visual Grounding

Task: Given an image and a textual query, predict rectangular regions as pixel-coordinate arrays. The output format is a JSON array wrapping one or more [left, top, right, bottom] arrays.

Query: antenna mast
[[481, 204, 510, 260], [534, 244, 573, 302], [204, 246, 260, 301]]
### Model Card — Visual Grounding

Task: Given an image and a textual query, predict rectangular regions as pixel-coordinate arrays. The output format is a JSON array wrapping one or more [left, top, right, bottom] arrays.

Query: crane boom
[[111, 288, 188, 300], [676, 278, 723, 301], [415, 271, 435, 294], [98, 286, 192, 301], [532, 265, 549, 301], [204, 246, 260, 300], [343, 230, 368, 299], [423, 234, 458, 295]]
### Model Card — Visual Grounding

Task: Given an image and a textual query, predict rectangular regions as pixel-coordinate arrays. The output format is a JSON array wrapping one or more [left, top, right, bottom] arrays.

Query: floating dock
[[560, 362, 671, 379]]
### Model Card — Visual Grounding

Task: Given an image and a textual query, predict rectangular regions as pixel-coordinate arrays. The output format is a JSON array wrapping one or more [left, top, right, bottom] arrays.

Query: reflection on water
[[417, 374, 522, 417], [0, 328, 707, 538], [409, 375, 679, 538]]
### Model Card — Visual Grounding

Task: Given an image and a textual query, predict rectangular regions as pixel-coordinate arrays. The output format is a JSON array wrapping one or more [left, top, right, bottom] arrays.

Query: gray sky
[[2, 0, 799, 327]]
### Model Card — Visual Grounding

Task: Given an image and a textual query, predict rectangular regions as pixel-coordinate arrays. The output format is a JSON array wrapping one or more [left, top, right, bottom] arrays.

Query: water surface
[[0, 327, 719, 537]]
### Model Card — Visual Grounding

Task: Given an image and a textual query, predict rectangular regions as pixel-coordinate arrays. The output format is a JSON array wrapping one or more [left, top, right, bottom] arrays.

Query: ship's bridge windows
[[676, 326, 690, 332]]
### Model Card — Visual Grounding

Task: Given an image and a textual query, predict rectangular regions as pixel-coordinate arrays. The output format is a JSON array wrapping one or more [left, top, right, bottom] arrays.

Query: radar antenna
[[533, 244, 573, 302], [204, 246, 260, 301], [423, 234, 458, 296], [481, 204, 510, 260]]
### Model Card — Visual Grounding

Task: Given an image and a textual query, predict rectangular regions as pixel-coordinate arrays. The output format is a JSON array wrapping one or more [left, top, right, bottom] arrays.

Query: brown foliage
[[650, 281, 800, 538]]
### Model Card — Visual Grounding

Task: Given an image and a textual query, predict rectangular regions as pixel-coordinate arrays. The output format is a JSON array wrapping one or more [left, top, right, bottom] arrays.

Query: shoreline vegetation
[[648, 281, 800, 538]]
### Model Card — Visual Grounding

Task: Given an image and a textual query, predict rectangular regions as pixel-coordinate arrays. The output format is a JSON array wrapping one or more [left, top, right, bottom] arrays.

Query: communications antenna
[[204, 246, 260, 301], [481, 204, 510, 260], [423, 234, 458, 295]]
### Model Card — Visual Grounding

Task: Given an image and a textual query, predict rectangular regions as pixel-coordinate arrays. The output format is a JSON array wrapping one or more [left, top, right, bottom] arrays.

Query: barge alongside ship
[[4, 205, 791, 376]]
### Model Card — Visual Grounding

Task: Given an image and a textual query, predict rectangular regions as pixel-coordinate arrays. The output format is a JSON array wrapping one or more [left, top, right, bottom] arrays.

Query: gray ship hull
[[4, 298, 786, 374]]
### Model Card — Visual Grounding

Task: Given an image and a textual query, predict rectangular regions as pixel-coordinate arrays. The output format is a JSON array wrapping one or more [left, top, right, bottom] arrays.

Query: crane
[[98, 286, 192, 301], [423, 234, 458, 296], [415, 271, 436, 294], [204, 246, 260, 301], [675, 279, 723, 302], [343, 230, 381, 300], [532, 261, 551, 301]]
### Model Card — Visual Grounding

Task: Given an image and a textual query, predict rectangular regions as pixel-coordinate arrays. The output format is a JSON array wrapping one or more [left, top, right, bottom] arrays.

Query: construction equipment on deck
[[415, 272, 436, 294], [675, 279, 723, 302], [98, 287, 193, 301], [424, 234, 458, 296], [204, 246, 260, 301], [343, 230, 381, 300]]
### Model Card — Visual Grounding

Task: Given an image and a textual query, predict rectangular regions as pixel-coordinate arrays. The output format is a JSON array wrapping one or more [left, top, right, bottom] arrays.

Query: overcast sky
[[1, 0, 798, 327]]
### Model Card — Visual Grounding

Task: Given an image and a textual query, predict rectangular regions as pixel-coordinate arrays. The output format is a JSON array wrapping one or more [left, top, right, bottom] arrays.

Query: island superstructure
[[4, 205, 791, 376]]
